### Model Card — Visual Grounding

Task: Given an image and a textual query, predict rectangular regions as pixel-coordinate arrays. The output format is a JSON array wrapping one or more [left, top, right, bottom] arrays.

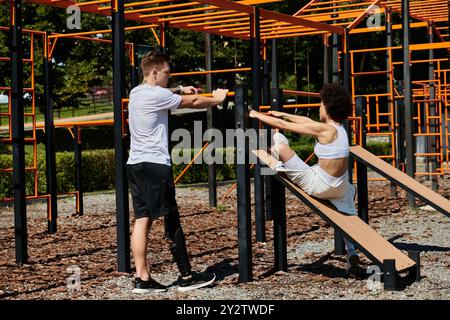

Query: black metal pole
[[383, 259, 398, 291], [386, 7, 398, 198], [263, 41, 272, 227], [205, 32, 217, 207], [396, 89, 406, 171], [428, 23, 438, 191], [332, 2, 339, 83], [43, 34, 58, 234], [235, 85, 252, 283], [251, 8, 265, 243], [402, 0, 416, 207], [112, 0, 130, 273], [332, 33, 339, 84], [11, 0, 27, 264], [266, 38, 278, 222], [130, 47, 139, 89], [271, 88, 287, 272], [355, 97, 369, 223], [342, 28, 353, 184], [73, 126, 83, 215], [271, 39, 279, 89]]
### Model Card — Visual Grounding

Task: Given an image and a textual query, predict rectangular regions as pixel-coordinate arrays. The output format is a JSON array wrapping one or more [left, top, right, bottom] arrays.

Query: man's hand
[[182, 86, 201, 95], [267, 110, 285, 118], [212, 88, 228, 104]]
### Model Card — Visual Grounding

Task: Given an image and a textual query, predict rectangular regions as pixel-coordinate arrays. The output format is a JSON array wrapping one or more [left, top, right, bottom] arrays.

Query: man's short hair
[[141, 51, 169, 77]]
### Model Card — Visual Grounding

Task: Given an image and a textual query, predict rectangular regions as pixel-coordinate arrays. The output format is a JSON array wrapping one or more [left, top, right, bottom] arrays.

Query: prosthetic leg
[[165, 211, 192, 277]]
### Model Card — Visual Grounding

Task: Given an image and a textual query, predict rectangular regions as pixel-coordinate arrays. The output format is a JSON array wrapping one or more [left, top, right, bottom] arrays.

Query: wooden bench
[[253, 149, 420, 290], [350, 145, 450, 217]]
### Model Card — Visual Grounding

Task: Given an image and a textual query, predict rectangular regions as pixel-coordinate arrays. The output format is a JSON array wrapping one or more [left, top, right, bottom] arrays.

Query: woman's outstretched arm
[[249, 110, 334, 143], [268, 110, 314, 124]]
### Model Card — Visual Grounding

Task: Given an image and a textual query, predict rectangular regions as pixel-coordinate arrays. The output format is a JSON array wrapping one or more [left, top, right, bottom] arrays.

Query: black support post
[[263, 41, 272, 226], [396, 95, 406, 171], [386, 7, 398, 198], [331, 2, 339, 84], [205, 32, 217, 208], [428, 23, 438, 191], [334, 230, 345, 256], [73, 126, 83, 216], [355, 97, 369, 223], [271, 88, 287, 272], [402, 0, 416, 208], [235, 85, 252, 283], [342, 28, 353, 184], [130, 47, 139, 89], [383, 259, 398, 291], [408, 251, 421, 282], [112, 0, 130, 273], [43, 34, 57, 234], [11, 0, 27, 264], [251, 8, 265, 243], [266, 38, 278, 222], [332, 33, 340, 83]]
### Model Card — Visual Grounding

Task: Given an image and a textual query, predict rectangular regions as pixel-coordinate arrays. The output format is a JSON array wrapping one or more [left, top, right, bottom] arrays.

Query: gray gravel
[[1, 181, 449, 300]]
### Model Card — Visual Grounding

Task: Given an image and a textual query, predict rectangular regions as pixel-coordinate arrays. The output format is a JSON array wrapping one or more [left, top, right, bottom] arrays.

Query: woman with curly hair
[[250, 83, 359, 271]]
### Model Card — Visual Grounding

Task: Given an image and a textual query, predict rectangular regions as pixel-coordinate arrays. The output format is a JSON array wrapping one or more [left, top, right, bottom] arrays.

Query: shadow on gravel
[[204, 258, 238, 281], [164, 258, 238, 287], [388, 235, 450, 252], [392, 242, 450, 253], [259, 252, 368, 281]]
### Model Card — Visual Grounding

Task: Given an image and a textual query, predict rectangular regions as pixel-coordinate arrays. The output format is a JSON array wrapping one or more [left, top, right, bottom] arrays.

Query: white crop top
[[314, 123, 349, 159]]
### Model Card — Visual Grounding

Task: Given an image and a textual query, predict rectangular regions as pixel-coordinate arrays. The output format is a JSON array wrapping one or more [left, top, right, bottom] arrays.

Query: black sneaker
[[177, 272, 216, 292], [132, 277, 168, 294]]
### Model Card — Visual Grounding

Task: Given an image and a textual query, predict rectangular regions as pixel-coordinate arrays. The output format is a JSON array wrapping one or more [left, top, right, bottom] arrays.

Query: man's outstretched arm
[[179, 89, 228, 109]]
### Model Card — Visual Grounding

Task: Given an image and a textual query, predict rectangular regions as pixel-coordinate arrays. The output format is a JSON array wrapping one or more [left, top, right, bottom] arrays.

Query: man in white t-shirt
[[127, 51, 228, 293]]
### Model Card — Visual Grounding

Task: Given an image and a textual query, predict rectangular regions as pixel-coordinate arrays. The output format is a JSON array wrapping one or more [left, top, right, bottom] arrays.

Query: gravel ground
[[0, 180, 449, 300]]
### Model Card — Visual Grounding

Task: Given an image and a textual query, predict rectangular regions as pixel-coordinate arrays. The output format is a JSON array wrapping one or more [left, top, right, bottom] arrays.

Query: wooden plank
[[253, 149, 416, 272], [350, 146, 450, 217]]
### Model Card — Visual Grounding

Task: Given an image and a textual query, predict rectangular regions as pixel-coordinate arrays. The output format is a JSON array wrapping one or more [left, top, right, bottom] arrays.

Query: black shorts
[[127, 162, 179, 220]]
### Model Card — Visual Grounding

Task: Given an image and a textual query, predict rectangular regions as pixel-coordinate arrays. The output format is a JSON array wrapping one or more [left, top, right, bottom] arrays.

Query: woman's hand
[[249, 110, 260, 118], [267, 110, 285, 118]]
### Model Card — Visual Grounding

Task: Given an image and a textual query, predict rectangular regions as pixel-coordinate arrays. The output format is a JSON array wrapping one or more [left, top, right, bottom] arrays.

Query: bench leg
[[383, 259, 398, 291], [334, 229, 345, 256], [408, 251, 421, 282]]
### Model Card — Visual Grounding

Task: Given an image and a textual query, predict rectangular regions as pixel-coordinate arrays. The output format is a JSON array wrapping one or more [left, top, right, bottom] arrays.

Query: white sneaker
[[272, 132, 289, 146]]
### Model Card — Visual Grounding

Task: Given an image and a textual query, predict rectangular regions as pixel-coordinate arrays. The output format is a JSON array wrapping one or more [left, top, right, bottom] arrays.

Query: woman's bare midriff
[[318, 158, 348, 178]]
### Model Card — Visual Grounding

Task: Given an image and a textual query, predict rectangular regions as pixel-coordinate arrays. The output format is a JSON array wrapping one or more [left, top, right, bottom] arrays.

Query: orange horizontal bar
[[199, 92, 235, 97], [283, 90, 320, 97]]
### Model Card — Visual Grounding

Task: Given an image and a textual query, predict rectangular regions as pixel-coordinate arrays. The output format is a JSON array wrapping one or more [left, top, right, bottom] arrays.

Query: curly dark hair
[[319, 83, 352, 123]]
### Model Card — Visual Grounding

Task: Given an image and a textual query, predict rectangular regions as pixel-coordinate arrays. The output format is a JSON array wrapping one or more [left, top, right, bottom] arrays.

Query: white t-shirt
[[127, 84, 181, 166]]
